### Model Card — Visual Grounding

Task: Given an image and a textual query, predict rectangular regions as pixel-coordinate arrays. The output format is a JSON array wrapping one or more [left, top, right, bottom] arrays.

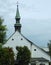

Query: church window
[[21, 38, 23, 40], [34, 49, 36, 51]]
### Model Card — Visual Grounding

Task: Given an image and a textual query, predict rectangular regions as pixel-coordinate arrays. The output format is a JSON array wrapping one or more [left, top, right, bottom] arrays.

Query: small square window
[[21, 38, 23, 40], [34, 49, 36, 51]]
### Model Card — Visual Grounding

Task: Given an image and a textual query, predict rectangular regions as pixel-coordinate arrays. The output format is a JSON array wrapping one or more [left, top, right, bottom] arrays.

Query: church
[[3, 4, 50, 65]]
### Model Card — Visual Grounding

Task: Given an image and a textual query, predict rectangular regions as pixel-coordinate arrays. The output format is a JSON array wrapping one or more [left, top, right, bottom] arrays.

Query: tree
[[0, 46, 14, 65], [16, 46, 31, 65], [48, 40, 51, 65], [0, 17, 6, 44]]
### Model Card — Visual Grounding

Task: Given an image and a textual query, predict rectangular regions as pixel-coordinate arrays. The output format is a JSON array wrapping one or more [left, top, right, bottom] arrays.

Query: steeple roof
[[14, 3, 21, 32], [15, 4, 20, 19]]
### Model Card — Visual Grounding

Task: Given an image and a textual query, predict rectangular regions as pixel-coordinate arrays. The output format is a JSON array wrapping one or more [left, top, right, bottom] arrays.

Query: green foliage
[[0, 17, 7, 44], [0, 47, 14, 65], [16, 46, 31, 65]]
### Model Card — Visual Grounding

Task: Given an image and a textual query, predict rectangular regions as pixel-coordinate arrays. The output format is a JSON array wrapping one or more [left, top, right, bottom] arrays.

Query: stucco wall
[[31, 44, 50, 61], [3, 31, 31, 55], [3, 31, 50, 61]]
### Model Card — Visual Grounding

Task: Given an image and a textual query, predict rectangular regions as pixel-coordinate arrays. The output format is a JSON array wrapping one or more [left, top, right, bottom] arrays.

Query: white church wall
[[3, 31, 31, 55], [31, 44, 50, 61], [3, 31, 50, 61]]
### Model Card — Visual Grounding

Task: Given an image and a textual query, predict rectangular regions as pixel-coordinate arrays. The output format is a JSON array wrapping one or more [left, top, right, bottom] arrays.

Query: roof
[[31, 57, 49, 62], [14, 57, 49, 64], [15, 4, 20, 19], [14, 23, 21, 26], [20, 32, 49, 55], [5, 31, 49, 56]]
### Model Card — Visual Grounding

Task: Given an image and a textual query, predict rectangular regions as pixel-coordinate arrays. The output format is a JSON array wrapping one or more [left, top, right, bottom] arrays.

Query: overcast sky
[[0, 0, 51, 47]]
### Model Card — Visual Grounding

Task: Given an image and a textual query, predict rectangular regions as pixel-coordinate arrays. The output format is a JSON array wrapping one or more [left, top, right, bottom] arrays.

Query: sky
[[0, 0, 51, 47]]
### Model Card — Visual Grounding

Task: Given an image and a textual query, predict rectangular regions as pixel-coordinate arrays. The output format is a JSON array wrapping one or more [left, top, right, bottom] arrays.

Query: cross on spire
[[17, 1, 18, 7]]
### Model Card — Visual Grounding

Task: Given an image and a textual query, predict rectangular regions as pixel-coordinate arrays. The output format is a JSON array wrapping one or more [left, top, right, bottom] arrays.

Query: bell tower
[[14, 3, 21, 32]]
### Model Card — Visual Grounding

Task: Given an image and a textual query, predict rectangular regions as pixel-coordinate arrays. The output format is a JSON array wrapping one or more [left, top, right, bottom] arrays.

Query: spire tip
[[17, 1, 19, 7]]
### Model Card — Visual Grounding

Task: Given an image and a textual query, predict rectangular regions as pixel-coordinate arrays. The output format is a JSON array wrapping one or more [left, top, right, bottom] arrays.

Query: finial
[[17, 1, 19, 7]]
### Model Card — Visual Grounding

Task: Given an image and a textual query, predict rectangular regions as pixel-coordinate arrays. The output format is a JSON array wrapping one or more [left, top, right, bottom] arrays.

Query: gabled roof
[[20, 33, 49, 55], [5, 31, 49, 56], [31, 57, 49, 62]]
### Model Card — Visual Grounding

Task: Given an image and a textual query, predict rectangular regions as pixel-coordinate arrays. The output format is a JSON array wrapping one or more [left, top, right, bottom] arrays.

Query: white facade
[[3, 31, 31, 56], [31, 44, 50, 60], [3, 31, 50, 65]]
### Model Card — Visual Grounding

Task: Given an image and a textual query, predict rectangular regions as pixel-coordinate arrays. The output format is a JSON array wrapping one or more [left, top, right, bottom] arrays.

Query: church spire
[[14, 2, 21, 32], [15, 3, 20, 19]]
